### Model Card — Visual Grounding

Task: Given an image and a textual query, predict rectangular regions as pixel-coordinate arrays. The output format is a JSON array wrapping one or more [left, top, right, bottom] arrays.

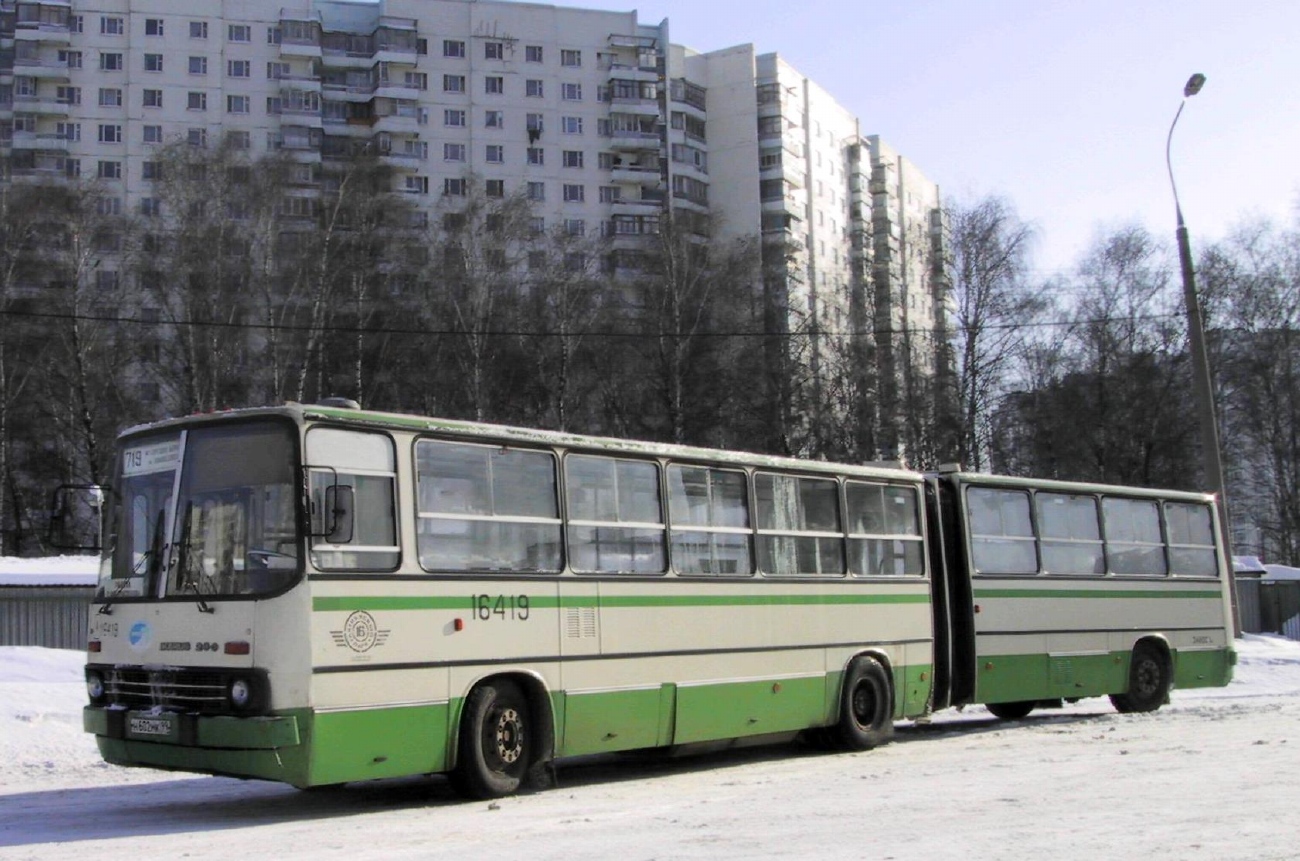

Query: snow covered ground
[[2, 636, 1298, 860]]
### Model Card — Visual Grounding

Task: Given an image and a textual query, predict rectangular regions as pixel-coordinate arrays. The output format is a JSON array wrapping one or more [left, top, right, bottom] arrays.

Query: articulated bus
[[78, 403, 1235, 797]]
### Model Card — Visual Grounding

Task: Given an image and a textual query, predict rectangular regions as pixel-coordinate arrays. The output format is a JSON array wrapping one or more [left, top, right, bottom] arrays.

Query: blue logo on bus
[[128, 621, 152, 652]]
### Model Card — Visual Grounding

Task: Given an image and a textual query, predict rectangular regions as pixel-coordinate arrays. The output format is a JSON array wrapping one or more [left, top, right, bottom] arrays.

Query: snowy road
[[2, 637, 1298, 860]]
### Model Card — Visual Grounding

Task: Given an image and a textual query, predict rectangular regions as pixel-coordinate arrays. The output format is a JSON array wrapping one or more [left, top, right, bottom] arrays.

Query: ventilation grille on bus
[[565, 607, 597, 639], [101, 667, 231, 714]]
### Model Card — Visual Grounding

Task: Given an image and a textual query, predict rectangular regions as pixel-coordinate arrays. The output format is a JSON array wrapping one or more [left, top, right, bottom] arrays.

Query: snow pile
[[0, 555, 98, 587]]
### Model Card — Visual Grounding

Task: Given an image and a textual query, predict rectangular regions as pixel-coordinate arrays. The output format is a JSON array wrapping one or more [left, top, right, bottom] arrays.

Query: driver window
[[306, 428, 399, 570]]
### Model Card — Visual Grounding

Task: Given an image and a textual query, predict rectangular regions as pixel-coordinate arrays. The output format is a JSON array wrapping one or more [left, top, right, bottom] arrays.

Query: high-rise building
[[0, 0, 952, 457]]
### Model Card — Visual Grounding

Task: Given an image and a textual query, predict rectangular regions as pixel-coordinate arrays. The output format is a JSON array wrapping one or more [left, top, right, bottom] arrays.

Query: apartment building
[[0, 0, 951, 456]]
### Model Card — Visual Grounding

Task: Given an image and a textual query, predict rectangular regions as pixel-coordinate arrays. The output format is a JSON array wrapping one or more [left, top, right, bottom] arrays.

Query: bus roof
[[937, 470, 1216, 504], [121, 403, 925, 483]]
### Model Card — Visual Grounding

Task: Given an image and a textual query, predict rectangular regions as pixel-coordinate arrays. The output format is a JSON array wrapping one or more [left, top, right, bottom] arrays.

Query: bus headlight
[[229, 678, 253, 710], [86, 671, 105, 702]]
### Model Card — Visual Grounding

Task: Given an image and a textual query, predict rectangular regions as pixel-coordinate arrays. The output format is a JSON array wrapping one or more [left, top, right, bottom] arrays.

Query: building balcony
[[320, 50, 378, 71], [373, 45, 417, 65], [607, 130, 660, 152], [610, 165, 660, 185], [16, 95, 71, 116], [13, 23, 70, 45], [9, 130, 68, 151], [605, 63, 658, 83], [280, 39, 322, 59], [324, 115, 376, 137], [321, 82, 376, 102], [608, 95, 660, 117], [374, 82, 419, 101], [13, 55, 69, 79], [279, 107, 323, 129], [372, 112, 419, 134]]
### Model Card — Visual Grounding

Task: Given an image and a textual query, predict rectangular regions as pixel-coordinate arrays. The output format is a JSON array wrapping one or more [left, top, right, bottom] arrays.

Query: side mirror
[[48, 484, 106, 551]]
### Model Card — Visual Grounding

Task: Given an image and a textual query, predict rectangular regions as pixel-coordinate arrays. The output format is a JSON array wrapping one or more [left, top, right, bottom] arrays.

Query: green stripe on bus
[[312, 592, 929, 613], [973, 588, 1221, 600]]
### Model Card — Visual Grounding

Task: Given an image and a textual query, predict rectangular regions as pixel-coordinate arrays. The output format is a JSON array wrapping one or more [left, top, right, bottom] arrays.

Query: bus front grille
[[102, 668, 231, 713]]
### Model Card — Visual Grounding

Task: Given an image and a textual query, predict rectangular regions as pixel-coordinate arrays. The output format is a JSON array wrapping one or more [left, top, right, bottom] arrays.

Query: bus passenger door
[[932, 476, 977, 707]]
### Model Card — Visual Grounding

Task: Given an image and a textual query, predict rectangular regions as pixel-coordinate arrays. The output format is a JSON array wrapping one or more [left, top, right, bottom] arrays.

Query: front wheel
[[1110, 644, 1170, 714], [454, 680, 533, 799], [836, 656, 894, 751]]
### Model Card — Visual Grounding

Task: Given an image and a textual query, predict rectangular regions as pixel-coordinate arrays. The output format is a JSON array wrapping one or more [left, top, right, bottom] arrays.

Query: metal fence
[[1237, 579, 1300, 640], [0, 586, 93, 649]]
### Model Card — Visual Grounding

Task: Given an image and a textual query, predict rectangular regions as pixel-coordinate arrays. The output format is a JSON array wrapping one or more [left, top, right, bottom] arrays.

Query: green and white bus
[[79, 403, 1235, 797]]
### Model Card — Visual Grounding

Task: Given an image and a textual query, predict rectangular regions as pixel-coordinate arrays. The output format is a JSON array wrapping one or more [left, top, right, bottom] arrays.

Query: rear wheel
[[454, 680, 533, 799], [836, 656, 894, 750], [1110, 643, 1170, 714], [986, 700, 1035, 720]]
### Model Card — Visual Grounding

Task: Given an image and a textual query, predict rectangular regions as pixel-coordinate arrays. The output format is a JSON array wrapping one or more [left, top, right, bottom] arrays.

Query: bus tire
[[986, 701, 1035, 720], [454, 680, 533, 799], [1110, 643, 1170, 714], [836, 656, 894, 751]]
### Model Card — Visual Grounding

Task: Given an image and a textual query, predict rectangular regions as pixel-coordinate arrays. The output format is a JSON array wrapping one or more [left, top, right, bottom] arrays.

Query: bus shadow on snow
[[0, 708, 1120, 849]]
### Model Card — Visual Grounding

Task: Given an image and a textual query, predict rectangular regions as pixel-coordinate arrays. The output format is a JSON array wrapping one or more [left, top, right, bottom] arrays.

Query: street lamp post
[[1166, 73, 1239, 634]]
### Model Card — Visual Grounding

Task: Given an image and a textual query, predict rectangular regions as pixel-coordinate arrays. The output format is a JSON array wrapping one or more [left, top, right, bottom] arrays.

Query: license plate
[[129, 716, 173, 737]]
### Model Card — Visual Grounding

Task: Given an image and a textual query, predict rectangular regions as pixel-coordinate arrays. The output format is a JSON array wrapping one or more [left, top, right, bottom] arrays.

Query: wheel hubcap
[[494, 707, 524, 764], [852, 683, 877, 728]]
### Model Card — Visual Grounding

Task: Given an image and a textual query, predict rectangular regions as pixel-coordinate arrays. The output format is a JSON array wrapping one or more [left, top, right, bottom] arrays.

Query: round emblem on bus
[[342, 611, 379, 652], [128, 621, 152, 652]]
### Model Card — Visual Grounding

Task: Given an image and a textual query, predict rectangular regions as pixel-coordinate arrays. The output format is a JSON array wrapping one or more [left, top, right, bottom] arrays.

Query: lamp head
[[1184, 73, 1207, 98]]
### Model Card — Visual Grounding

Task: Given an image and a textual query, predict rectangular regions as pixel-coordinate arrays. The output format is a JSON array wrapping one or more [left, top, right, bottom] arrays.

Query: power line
[[0, 305, 1186, 340]]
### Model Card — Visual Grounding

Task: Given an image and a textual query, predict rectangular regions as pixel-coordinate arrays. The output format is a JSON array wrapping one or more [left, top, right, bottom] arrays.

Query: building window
[[485, 179, 505, 198], [268, 62, 291, 79], [189, 56, 207, 75], [564, 218, 586, 235], [561, 49, 581, 67], [95, 270, 120, 291], [526, 79, 543, 98], [527, 182, 545, 201], [143, 53, 163, 72], [188, 92, 207, 110], [563, 183, 585, 202], [267, 26, 281, 44], [526, 113, 544, 132], [100, 53, 123, 71], [227, 95, 250, 113], [97, 160, 121, 179], [443, 74, 465, 93], [527, 147, 544, 165], [599, 186, 620, 203], [227, 130, 251, 150], [598, 152, 616, 169], [190, 21, 208, 39], [97, 124, 122, 143], [443, 142, 466, 161], [444, 109, 466, 127], [444, 177, 467, 196], [562, 83, 582, 101], [97, 88, 122, 107], [143, 89, 163, 108], [143, 125, 163, 143], [59, 50, 83, 69], [525, 45, 543, 63], [485, 76, 504, 95], [228, 24, 250, 42], [562, 150, 583, 168], [139, 198, 161, 217], [56, 86, 82, 106], [484, 41, 503, 60], [145, 18, 164, 36], [443, 39, 465, 58], [486, 144, 504, 163], [561, 116, 583, 135], [485, 110, 503, 129], [228, 59, 250, 78], [143, 161, 163, 180], [100, 16, 123, 35], [187, 128, 207, 147], [404, 176, 429, 195], [405, 72, 428, 90]]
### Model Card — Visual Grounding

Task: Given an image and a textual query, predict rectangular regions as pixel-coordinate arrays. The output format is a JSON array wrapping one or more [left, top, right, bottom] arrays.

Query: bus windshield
[[98, 421, 301, 601]]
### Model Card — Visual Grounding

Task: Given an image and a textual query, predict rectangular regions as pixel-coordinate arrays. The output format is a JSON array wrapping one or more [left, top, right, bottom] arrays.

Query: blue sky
[[572, 0, 1299, 275]]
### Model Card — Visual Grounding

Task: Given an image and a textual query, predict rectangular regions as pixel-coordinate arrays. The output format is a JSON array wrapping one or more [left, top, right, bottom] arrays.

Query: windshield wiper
[[174, 503, 214, 615], [99, 509, 166, 616]]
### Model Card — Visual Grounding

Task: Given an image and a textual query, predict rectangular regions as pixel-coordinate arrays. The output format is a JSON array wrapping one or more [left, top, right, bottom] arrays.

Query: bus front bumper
[[84, 706, 301, 749]]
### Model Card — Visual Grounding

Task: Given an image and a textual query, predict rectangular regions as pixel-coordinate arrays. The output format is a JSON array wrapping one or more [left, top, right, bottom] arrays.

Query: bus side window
[[305, 429, 400, 571], [1102, 497, 1166, 576], [967, 487, 1037, 575], [1036, 493, 1104, 575], [845, 482, 924, 576], [1165, 501, 1217, 577], [668, 465, 752, 576]]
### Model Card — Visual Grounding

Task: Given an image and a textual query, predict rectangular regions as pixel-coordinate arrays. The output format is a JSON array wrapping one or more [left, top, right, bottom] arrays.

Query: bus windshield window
[[100, 433, 181, 600], [166, 422, 300, 598]]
